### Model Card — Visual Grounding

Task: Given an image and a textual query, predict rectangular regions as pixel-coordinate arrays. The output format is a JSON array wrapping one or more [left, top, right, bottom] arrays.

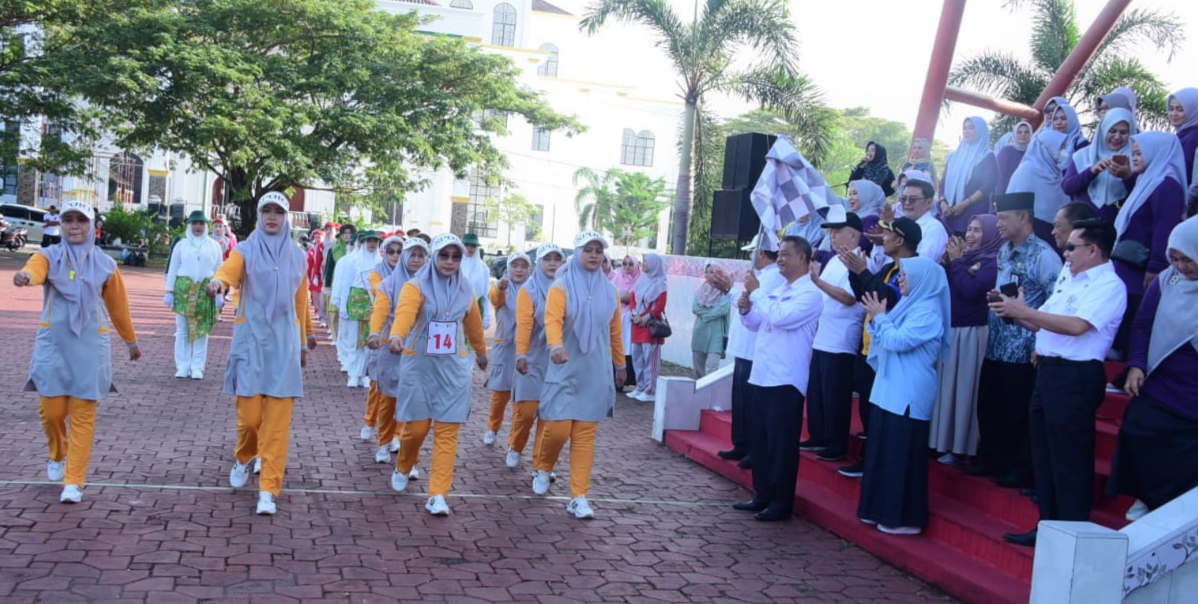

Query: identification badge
[[426, 321, 457, 356]]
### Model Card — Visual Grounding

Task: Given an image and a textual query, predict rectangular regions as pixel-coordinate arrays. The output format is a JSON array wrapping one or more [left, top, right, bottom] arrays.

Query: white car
[[0, 203, 46, 244]]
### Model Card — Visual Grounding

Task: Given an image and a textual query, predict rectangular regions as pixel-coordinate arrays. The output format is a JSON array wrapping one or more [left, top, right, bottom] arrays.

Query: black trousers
[[853, 353, 875, 433], [729, 357, 753, 453], [976, 359, 1036, 479], [749, 383, 803, 515], [806, 350, 857, 454], [40, 234, 61, 247], [1029, 358, 1106, 521]]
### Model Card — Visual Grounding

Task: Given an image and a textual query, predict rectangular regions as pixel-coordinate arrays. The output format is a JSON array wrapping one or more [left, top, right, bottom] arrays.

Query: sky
[[556, 0, 1198, 146]]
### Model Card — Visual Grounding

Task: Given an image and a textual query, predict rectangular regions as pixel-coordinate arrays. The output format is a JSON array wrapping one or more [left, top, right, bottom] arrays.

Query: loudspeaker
[[710, 188, 760, 241], [722, 133, 777, 190]]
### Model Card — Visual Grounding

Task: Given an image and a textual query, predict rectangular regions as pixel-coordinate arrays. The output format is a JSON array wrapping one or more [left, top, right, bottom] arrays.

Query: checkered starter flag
[[749, 135, 834, 251]]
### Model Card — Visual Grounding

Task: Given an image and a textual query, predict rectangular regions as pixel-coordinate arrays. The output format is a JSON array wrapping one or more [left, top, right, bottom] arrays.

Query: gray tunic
[[485, 287, 517, 392], [538, 282, 617, 422], [223, 271, 305, 399], [395, 284, 475, 423], [25, 284, 115, 401], [369, 275, 405, 397], [512, 288, 548, 402]]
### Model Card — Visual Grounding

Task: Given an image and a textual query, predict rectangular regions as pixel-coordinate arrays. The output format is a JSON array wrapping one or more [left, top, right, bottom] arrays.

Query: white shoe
[[229, 460, 250, 488], [175, 370, 189, 379], [408, 467, 420, 480], [60, 484, 82, 504], [190, 369, 203, 380], [374, 445, 390, 463], [47, 459, 66, 481], [425, 495, 450, 516], [1126, 499, 1150, 521], [347, 376, 359, 388], [483, 430, 496, 445], [505, 449, 520, 468], [936, 452, 955, 465], [319, 321, 327, 328], [359, 426, 373, 441], [390, 469, 409, 492], [628, 389, 644, 400], [877, 524, 921, 535], [253, 458, 261, 475], [256, 491, 276, 515], [567, 496, 595, 519], [638, 393, 655, 403], [389, 437, 400, 453], [532, 470, 551, 495]]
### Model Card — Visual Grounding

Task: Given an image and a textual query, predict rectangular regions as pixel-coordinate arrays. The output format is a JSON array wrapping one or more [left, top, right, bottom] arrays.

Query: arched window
[[537, 43, 559, 77], [621, 129, 655, 167], [450, 0, 472, 8], [491, 3, 517, 46]]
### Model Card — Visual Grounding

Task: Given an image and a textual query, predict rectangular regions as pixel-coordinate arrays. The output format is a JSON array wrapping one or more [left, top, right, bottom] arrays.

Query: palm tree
[[611, 171, 670, 245], [949, 0, 1185, 134], [581, 0, 826, 255], [572, 167, 618, 231]]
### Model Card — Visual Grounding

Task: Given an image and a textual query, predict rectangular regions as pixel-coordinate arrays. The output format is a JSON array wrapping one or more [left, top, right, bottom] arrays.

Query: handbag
[[1111, 239, 1150, 271], [647, 313, 672, 339]]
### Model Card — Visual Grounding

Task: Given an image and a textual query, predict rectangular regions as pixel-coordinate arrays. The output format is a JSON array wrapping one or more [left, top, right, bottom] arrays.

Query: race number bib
[[426, 321, 458, 356]]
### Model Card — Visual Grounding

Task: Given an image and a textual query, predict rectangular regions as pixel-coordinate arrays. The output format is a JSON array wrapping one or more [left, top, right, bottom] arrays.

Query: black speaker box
[[722, 133, 777, 190], [710, 188, 760, 241]]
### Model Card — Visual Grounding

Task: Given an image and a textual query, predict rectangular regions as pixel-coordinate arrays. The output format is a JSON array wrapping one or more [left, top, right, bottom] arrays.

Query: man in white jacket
[[165, 211, 225, 379]]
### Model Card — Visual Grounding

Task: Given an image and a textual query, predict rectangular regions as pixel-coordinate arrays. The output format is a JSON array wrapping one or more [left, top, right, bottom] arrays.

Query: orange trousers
[[363, 381, 381, 428], [235, 395, 294, 496], [509, 401, 544, 460], [487, 390, 512, 432], [39, 396, 97, 486], [397, 419, 459, 497], [374, 392, 404, 447], [536, 420, 598, 498]]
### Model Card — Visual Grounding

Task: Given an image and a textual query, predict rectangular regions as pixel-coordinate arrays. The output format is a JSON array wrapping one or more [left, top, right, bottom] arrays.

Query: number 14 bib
[[426, 321, 458, 355]]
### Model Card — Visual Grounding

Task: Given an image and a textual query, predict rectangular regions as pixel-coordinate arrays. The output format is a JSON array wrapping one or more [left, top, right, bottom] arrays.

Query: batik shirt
[[985, 236, 1063, 364]]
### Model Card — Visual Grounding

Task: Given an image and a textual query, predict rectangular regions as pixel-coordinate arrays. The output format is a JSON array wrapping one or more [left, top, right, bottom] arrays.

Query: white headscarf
[[460, 244, 491, 301], [1168, 88, 1198, 133], [850, 179, 886, 219], [415, 233, 476, 322], [40, 203, 116, 336], [498, 252, 531, 342], [1072, 108, 1136, 208], [524, 243, 563, 328], [943, 116, 993, 206], [1148, 217, 1198, 374], [334, 232, 380, 307], [368, 235, 405, 284], [632, 253, 667, 314], [1116, 132, 1187, 237], [379, 238, 429, 319], [559, 232, 617, 354], [1007, 129, 1071, 223], [237, 194, 305, 322]]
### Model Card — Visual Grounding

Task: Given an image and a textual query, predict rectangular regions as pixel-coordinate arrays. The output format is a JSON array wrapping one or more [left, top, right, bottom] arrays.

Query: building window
[[467, 169, 500, 238], [474, 109, 508, 131], [621, 129, 655, 167], [450, 0, 472, 8], [491, 3, 516, 46], [537, 43, 559, 77], [532, 127, 551, 151]]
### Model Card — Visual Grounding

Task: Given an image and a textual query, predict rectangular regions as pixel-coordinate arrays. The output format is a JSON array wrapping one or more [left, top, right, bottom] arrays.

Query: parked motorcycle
[[0, 219, 28, 250]]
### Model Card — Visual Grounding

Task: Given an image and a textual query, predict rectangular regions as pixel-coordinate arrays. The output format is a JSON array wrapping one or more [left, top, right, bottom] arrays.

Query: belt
[[1038, 356, 1102, 366]]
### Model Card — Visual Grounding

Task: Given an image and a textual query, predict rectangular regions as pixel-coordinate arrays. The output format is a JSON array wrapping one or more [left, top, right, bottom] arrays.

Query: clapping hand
[[837, 247, 867, 274], [880, 202, 896, 223], [860, 291, 888, 317], [707, 269, 733, 293], [945, 236, 965, 262], [988, 286, 1028, 320]]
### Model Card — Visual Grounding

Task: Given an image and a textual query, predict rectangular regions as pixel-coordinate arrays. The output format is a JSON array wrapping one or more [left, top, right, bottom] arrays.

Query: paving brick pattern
[[0, 252, 954, 603]]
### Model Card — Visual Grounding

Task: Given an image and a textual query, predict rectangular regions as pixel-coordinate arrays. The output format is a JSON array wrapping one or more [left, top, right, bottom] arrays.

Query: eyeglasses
[[385, 249, 402, 256], [1064, 242, 1093, 252], [897, 196, 925, 204], [622, 261, 635, 266]]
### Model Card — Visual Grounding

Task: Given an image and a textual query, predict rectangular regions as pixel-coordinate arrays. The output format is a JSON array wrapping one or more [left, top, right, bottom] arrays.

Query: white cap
[[402, 238, 430, 253], [573, 230, 608, 249], [740, 233, 760, 252], [823, 205, 847, 225], [430, 233, 464, 254], [258, 191, 290, 211], [536, 242, 563, 260], [59, 200, 94, 221]]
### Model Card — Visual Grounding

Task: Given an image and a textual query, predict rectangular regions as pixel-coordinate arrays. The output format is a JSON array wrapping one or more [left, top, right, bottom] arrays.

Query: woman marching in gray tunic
[[484, 251, 531, 453], [512, 244, 566, 470], [13, 200, 142, 504], [387, 233, 488, 516], [532, 231, 626, 519]]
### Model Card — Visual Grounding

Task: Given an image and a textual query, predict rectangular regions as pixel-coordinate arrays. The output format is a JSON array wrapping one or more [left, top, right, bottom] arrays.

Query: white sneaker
[[374, 445, 390, 463], [47, 459, 66, 481], [567, 496, 595, 519], [425, 495, 450, 516], [628, 389, 644, 400], [532, 470, 551, 495], [936, 452, 955, 465], [360, 376, 372, 388], [638, 393, 655, 403], [319, 321, 327, 328], [483, 430, 496, 445], [877, 524, 921, 535], [256, 491, 276, 515], [389, 437, 400, 453], [229, 460, 250, 488], [359, 426, 373, 440], [1126, 499, 1150, 521], [390, 469, 409, 492], [408, 467, 420, 480], [253, 458, 261, 474], [60, 484, 82, 504], [190, 369, 203, 380], [175, 370, 189, 379], [347, 376, 359, 388], [505, 449, 520, 468]]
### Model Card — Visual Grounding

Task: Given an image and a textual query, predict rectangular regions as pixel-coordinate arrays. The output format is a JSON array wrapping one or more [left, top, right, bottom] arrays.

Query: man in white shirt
[[990, 218, 1127, 547], [874, 179, 949, 264], [713, 236, 782, 468], [731, 235, 823, 522], [805, 207, 867, 462], [41, 205, 62, 247]]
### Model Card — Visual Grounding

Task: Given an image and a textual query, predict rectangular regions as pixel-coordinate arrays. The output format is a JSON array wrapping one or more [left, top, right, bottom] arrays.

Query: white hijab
[[1149, 217, 1198, 374], [1116, 132, 1187, 237]]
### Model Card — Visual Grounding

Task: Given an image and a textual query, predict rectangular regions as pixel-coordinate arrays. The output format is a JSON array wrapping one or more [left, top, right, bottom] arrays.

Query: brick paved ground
[[0, 251, 954, 603]]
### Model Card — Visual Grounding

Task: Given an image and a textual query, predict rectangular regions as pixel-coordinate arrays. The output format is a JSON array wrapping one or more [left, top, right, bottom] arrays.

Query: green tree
[[949, 0, 1185, 133], [56, 0, 580, 235], [581, 0, 826, 255], [485, 193, 537, 248], [610, 171, 669, 246]]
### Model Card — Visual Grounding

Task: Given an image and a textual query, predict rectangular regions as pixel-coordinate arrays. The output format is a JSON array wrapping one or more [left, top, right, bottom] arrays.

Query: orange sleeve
[[370, 288, 391, 335], [464, 301, 487, 355], [20, 253, 50, 285], [212, 249, 245, 289], [489, 285, 506, 308], [545, 285, 566, 348], [295, 278, 311, 340], [101, 269, 138, 344], [369, 271, 383, 294], [515, 287, 534, 356], [609, 284, 624, 365], [389, 282, 423, 341]]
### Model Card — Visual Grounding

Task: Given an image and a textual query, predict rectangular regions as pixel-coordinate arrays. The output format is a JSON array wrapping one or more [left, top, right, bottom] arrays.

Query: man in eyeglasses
[[990, 218, 1126, 547], [874, 179, 948, 267], [972, 193, 1062, 493]]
